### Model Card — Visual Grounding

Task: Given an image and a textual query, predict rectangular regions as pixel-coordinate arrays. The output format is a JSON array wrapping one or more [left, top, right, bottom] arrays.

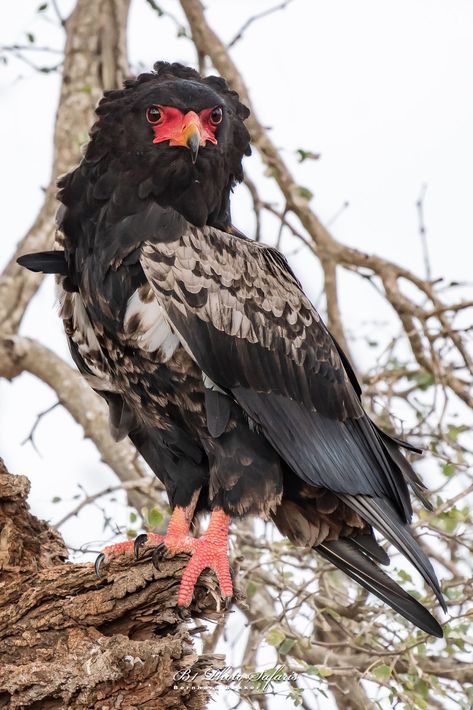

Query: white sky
[[0, 3, 472, 706]]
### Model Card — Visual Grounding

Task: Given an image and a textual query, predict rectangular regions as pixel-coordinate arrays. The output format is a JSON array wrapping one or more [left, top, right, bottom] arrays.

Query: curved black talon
[[151, 542, 167, 568], [94, 553, 105, 578], [176, 604, 191, 620], [224, 596, 233, 611], [133, 533, 148, 560]]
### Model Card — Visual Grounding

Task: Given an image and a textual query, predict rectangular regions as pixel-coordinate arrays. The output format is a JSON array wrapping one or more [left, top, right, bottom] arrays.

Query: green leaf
[[412, 695, 427, 710], [246, 580, 258, 598], [441, 462, 456, 477], [26, 33, 35, 44], [305, 664, 332, 677], [51, 496, 61, 503], [279, 638, 296, 655], [297, 186, 314, 201], [414, 678, 429, 699], [129, 511, 137, 523], [450, 637, 466, 651], [397, 569, 413, 583], [148, 506, 163, 529], [372, 663, 391, 680], [317, 666, 333, 678], [37, 2, 48, 10], [288, 688, 303, 705], [446, 424, 465, 443], [407, 589, 422, 600], [266, 628, 286, 647], [126, 528, 137, 538], [412, 370, 435, 390], [296, 148, 320, 163]]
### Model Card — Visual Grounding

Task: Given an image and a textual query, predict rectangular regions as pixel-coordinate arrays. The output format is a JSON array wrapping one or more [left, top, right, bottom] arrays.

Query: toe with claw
[[93, 506, 234, 613]]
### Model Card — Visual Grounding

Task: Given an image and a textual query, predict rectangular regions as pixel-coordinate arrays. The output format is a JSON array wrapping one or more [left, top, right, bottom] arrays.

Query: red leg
[[176, 509, 233, 607]]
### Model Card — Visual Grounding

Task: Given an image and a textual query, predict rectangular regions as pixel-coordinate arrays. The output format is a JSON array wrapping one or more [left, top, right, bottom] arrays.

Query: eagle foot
[[94, 508, 233, 612]]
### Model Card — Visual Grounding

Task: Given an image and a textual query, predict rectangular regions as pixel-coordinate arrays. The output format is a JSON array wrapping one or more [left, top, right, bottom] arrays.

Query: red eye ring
[[210, 106, 223, 125], [146, 105, 162, 124]]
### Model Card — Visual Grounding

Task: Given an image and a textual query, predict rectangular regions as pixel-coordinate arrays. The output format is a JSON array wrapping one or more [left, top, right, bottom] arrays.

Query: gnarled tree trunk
[[0, 459, 222, 708]]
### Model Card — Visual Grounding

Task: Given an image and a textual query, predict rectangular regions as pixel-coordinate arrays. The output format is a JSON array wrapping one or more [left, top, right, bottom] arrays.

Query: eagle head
[[70, 62, 251, 229]]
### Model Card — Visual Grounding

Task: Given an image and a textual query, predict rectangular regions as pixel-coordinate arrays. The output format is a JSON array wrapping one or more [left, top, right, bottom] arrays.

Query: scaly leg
[[173, 508, 232, 608]]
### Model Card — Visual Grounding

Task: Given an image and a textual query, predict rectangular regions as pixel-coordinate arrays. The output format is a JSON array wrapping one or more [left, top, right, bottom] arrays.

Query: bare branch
[[227, 1, 295, 49], [0, 335, 160, 511]]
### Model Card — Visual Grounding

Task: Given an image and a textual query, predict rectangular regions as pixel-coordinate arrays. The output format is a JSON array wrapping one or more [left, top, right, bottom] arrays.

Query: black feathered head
[[59, 62, 251, 229]]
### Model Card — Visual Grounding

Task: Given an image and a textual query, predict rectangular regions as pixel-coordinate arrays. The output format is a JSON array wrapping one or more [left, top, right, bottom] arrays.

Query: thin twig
[[416, 183, 432, 282], [227, 0, 295, 49], [21, 401, 60, 454]]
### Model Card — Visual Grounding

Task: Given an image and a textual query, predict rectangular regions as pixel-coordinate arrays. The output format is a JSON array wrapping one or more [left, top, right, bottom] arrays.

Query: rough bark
[[0, 459, 222, 709]]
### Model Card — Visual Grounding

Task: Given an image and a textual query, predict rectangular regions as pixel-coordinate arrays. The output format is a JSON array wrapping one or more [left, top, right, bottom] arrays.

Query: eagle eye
[[210, 106, 223, 126], [146, 106, 162, 124]]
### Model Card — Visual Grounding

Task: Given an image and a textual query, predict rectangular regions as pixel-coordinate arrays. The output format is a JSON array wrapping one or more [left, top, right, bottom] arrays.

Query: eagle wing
[[140, 226, 410, 514]]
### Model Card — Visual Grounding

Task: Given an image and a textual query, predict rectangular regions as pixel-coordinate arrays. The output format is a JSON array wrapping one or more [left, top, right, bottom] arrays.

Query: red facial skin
[[147, 105, 221, 149]]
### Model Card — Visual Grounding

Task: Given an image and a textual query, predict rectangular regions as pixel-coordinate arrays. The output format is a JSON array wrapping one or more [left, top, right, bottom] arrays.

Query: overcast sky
[[0, 4, 472, 704]]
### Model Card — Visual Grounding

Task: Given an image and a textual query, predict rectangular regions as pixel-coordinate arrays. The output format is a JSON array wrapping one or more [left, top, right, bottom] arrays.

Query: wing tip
[[17, 251, 68, 275]]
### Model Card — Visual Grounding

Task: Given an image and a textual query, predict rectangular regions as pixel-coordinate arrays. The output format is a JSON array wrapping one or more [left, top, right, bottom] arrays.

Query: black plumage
[[18, 61, 445, 635]]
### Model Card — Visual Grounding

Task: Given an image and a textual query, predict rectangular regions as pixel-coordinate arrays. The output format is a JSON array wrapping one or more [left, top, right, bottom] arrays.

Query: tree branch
[[0, 335, 161, 511]]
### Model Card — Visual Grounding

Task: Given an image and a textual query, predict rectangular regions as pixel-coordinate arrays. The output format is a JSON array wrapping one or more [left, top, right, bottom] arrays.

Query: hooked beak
[[171, 112, 203, 164], [184, 125, 201, 164]]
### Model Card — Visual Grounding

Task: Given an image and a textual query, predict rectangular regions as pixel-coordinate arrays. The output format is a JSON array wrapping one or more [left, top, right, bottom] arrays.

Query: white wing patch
[[57, 284, 98, 353], [58, 288, 101, 354], [124, 288, 180, 361], [57, 283, 113, 385]]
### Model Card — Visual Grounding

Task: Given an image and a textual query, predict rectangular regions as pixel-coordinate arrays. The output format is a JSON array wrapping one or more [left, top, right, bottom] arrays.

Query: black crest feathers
[[58, 62, 251, 230]]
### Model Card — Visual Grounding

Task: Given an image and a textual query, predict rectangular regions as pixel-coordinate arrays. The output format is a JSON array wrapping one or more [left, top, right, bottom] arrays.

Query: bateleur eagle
[[18, 61, 445, 636]]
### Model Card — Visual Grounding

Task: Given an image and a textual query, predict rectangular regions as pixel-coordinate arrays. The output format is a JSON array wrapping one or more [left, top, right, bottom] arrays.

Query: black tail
[[341, 494, 446, 612], [317, 538, 443, 637]]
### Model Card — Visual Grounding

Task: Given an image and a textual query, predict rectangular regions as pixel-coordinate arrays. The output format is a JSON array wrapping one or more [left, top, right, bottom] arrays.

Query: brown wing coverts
[[141, 227, 359, 416], [140, 227, 411, 517]]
